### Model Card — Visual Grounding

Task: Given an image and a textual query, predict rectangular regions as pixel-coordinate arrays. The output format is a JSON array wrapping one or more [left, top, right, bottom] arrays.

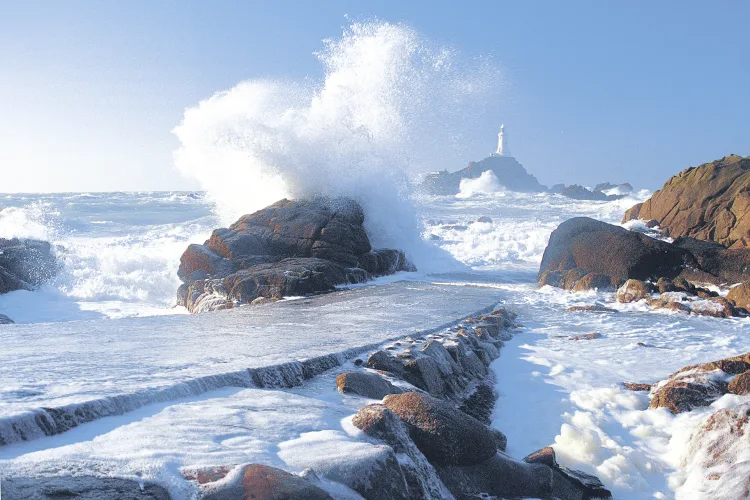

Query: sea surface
[[1, 189, 748, 499]]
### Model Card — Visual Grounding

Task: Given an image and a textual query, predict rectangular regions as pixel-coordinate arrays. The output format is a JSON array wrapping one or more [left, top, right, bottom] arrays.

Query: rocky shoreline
[[1, 307, 614, 499]]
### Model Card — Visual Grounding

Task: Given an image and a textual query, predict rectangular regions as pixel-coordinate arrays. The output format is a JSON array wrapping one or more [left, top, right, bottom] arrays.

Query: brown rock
[[202, 464, 333, 500], [523, 446, 558, 468], [567, 303, 618, 313], [336, 371, 402, 399], [616, 279, 651, 303], [622, 155, 750, 249], [646, 298, 691, 313], [624, 382, 652, 392], [649, 380, 727, 414], [728, 371, 750, 395], [568, 332, 602, 340], [728, 281, 750, 312], [383, 392, 498, 466]]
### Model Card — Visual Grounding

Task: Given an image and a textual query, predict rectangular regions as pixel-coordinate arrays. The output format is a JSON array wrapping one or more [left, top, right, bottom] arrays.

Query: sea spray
[[173, 21, 501, 268]]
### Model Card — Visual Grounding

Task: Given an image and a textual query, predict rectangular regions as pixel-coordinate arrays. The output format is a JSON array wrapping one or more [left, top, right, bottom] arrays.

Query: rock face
[[538, 217, 689, 290], [0, 238, 57, 294], [0, 476, 171, 500], [176, 198, 415, 312], [623, 155, 750, 249], [420, 155, 547, 195]]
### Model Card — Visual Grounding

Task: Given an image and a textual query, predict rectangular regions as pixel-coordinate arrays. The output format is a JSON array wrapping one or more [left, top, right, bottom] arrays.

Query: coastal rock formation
[[421, 155, 547, 195], [538, 217, 689, 290], [616, 279, 651, 303], [0, 238, 58, 294], [336, 371, 403, 399], [623, 155, 750, 249], [176, 198, 415, 312], [549, 182, 632, 201]]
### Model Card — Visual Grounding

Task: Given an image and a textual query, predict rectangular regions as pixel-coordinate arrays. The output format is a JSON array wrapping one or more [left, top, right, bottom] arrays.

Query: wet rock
[[650, 379, 728, 414], [421, 155, 548, 195], [336, 371, 402, 399], [0, 476, 170, 500], [177, 198, 415, 312], [476, 216, 493, 223], [571, 272, 613, 292], [616, 279, 651, 303], [0, 238, 58, 295], [728, 371, 750, 395], [383, 392, 498, 466], [538, 217, 690, 290], [622, 155, 750, 249], [624, 382, 652, 391], [522, 447, 613, 499], [566, 303, 618, 313], [646, 298, 691, 313], [690, 297, 736, 318], [201, 464, 333, 500], [0, 313, 14, 324]]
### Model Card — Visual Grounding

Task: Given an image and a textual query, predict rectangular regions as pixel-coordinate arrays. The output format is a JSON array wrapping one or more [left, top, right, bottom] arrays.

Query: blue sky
[[1, 1, 748, 192]]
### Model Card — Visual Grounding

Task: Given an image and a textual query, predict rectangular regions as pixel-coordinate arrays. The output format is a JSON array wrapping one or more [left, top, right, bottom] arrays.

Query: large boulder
[[0, 238, 58, 294], [623, 155, 750, 249], [538, 217, 690, 290], [176, 198, 415, 312], [382, 392, 498, 466]]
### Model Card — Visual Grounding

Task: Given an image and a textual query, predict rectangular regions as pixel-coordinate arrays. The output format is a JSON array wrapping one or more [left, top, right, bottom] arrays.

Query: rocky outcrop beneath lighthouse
[[176, 197, 415, 313], [421, 155, 548, 195]]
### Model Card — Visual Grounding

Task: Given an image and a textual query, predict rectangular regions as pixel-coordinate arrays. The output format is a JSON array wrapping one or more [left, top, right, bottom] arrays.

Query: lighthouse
[[494, 124, 510, 157]]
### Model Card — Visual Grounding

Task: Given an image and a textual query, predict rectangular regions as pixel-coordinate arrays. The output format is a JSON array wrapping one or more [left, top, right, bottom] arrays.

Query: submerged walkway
[[0, 281, 501, 446]]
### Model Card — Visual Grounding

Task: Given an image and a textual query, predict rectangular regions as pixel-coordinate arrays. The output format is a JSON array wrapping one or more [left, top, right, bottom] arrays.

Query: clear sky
[[1, 1, 748, 192]]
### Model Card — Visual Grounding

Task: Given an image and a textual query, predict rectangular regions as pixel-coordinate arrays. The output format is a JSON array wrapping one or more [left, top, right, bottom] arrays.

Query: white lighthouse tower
[[494, 124, 510, 157]]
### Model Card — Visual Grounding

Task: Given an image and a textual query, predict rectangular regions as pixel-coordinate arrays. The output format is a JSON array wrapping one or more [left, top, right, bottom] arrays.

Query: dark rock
[[336, 371, 402, 399], [0, 238, 58, 294], [728, 371, 750, 395], [0, 476, 170, 500], [538, 217, 690, 290], [570, 272, 613, 292], [458, 383, 496, 425], [550, 183, 566, 194], [566, 303, 618, 313], [202, 464, 333, 500], [622, 155, 750, 249], [690, 297, 736, 318], [594, 182, 633, 194], [420, 155, 547, 195], [383, 392, 498, 466], [0, 313, 14, 324], [176, 198, 415, 312], [616, 279, 651, 303], [476, 216, 493, 223]]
